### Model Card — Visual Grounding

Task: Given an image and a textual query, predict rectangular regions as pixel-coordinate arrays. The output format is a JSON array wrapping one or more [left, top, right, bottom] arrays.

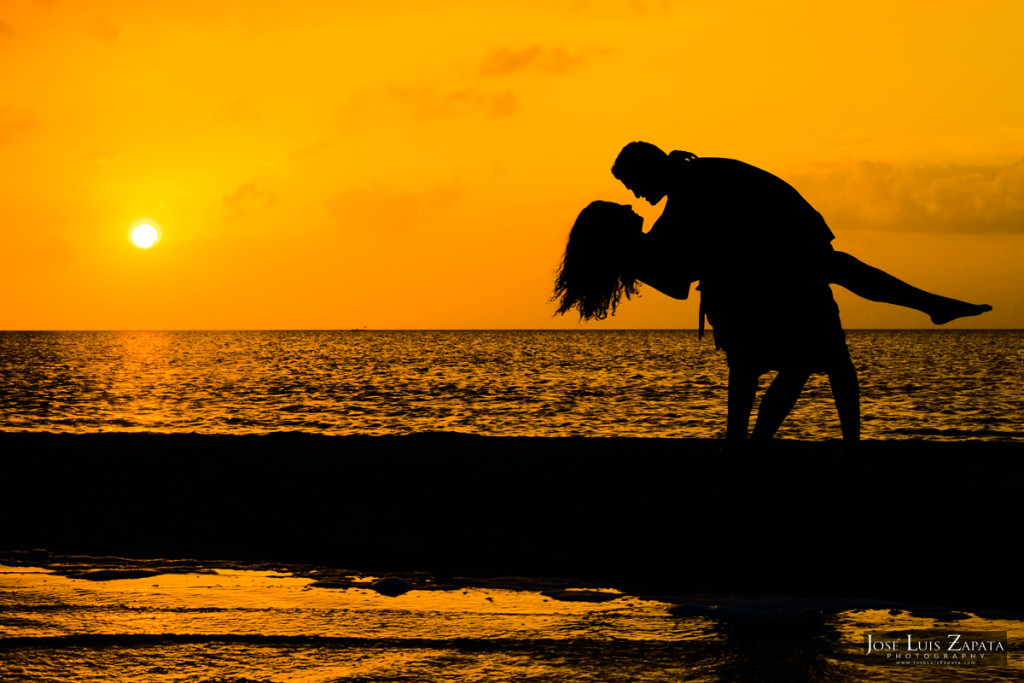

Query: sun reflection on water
[[2, 330, 1020, 440]]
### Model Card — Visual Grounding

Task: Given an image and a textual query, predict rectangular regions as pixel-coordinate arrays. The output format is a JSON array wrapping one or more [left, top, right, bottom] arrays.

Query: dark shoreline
[[3, 431, 1021, 611]]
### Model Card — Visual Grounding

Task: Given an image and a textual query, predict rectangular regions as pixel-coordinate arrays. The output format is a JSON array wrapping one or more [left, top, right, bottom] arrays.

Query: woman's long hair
[[553, 201, 640, 321]]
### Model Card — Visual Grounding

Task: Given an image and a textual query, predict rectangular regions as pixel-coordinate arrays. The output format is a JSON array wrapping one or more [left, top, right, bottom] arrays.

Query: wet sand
[[2, 432, 1020, 611]]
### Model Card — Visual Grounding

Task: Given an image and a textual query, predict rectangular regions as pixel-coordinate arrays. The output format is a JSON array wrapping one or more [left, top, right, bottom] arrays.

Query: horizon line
[[1, 327, 1020, 333]]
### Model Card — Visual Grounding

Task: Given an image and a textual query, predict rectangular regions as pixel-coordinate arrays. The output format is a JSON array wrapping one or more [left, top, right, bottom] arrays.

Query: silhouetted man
[[611, 141, 991, 324]]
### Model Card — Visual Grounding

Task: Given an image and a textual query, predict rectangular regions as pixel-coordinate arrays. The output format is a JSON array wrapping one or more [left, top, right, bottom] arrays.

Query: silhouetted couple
[[555, 142, 991, 450]]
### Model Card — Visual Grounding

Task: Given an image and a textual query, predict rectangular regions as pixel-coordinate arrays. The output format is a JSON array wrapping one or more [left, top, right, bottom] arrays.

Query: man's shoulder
[[668, 155, 754, 178], [670, 156, 789, 194], [673, 155, 754, 170], [667, 150, 699, 164], [665, 156, 739, 199]]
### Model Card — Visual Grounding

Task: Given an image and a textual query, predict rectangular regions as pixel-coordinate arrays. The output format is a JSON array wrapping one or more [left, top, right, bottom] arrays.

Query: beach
[[4, 431, 1021, 612]]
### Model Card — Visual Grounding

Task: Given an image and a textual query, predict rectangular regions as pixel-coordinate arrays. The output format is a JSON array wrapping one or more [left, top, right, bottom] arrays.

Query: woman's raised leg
[[825, 251, 990, 324]]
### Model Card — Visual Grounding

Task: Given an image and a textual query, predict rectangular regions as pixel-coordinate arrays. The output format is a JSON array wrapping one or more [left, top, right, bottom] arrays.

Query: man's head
[[612, 141, 670, 205]]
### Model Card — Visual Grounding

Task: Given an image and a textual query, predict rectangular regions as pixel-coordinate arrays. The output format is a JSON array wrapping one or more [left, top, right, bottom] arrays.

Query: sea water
[[2, 331, 1022, 680], [0, 329, 1021, 441], [2, 560, 1023, 682]]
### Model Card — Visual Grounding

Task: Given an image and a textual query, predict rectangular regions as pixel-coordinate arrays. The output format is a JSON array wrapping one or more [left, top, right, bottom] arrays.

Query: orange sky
[[2, 0, 1021, 329]]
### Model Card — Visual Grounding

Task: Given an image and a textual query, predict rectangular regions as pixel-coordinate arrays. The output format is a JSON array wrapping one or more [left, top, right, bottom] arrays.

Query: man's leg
[[751, 369, 810, 441], [827, 352, 860, 447], [726, 365, 759, 443], [826, 251, 990, 324]]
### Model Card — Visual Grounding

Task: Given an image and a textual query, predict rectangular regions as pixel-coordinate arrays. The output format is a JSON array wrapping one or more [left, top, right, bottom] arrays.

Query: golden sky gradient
[[2, 0, 1021, 329]]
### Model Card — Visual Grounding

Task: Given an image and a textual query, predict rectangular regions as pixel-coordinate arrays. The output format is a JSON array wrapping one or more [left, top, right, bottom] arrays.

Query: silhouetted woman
[[553, 200, 860, 447]]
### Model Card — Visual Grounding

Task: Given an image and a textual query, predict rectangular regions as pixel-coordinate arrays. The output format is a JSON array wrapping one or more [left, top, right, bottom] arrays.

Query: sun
[[129, 221, 161, 249]]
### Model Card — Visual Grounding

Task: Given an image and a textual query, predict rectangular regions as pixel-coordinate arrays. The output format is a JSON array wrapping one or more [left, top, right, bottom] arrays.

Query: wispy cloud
[[291, 137, 340, 161], [327, 184, 463, 235], [85, 149, 113, 161], [478, 45, 606, 76], [387, 86, 516, 121], [790, 159, 1024, 235], [0, 107, 36, 145], [89, 17, 118, 45], [0, 19, 18, 46], [224, 183, 277, 220], [341, 43, 610, 125], [625, 0, 691, 16], [221, 94, 260, 125]]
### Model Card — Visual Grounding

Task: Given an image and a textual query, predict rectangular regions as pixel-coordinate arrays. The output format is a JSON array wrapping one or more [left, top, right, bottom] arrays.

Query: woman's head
[[553, 201, 643, 321]]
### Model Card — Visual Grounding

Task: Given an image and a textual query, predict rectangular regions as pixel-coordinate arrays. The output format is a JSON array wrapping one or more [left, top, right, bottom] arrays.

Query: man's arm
[[633, 197, 699, 299], [633, 233, 696, 299]]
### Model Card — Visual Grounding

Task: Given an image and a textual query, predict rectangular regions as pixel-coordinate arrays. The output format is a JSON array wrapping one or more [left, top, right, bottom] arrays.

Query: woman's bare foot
[[929, 301, 992, 325]]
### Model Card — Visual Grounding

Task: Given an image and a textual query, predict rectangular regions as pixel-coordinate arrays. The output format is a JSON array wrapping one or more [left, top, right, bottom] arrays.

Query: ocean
[[2, 559, 1022, 682], [1, 329, 1021, 441], [2, 329, 1022, 681]]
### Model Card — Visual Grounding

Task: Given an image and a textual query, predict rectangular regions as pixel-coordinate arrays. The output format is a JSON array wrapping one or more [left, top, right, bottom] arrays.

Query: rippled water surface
[[1, 330, 1020, 440], [3, 562, 1022, 682]]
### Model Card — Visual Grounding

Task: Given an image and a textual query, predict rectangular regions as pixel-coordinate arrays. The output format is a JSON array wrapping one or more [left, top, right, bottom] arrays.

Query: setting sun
[[129, 222, 160, 249]]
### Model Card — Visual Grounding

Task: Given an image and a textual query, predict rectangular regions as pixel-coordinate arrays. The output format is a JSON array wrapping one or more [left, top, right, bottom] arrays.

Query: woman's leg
[[826, 251, 990, 324], [751, 369, 810, 441], [726, 365, 759, 442]]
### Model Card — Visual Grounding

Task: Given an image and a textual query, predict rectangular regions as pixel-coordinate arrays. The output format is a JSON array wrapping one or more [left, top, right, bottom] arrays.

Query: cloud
[[223, 183, 277, 220], [479, 46, 544, 76], [387, 86, 516, 121], [221, 95, 260, 125], [89, 18, 118, 45], [478, 45, 603, 77], [625, 0, 692, 15], [345, 42, 611, 125], [0, 107, 36, 145], [291, 137, 340, 161], [0, 19, 18, 46], [85, 149, 113, 161], [788, 159, 1024, 235], [327, 184, 463, 236]]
